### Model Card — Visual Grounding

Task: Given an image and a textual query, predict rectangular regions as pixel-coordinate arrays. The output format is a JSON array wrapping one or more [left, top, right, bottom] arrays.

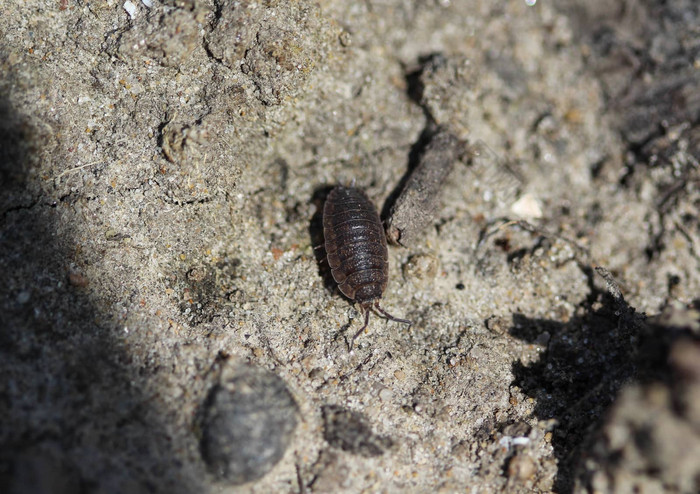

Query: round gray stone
[[200, 364, 298, 485]]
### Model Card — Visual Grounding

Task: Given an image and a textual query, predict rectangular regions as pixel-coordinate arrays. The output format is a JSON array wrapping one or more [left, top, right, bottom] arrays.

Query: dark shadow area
[[403, 52, 447, 111], [509, 281, 682, 492], [0, 80, 200, 493], [309, 184, 337, 295], [379, 53, 446, 223], [509, 304, 627, 492], [379, 124, 436, 224]]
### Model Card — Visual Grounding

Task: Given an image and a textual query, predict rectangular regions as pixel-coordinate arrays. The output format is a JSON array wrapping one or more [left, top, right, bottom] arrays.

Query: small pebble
[[17, 291, 31, 305], [507, 453, 537, 481], [68, 272, 89, 288], [123, 1, 138, 19], [403, 253, 439, 286], [378, 387, 393, 402], [338, 30, 352, 47], [186, 266, 209, 283], [510, 193, 543, 219]]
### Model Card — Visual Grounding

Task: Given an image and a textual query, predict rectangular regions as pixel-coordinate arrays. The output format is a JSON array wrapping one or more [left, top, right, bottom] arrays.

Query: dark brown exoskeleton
[[323, 185, 411, 349]]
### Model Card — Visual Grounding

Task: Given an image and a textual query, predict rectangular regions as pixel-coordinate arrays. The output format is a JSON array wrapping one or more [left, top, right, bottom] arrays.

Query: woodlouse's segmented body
[[323, 186, 411, 348], [324, 186, 388, 301]]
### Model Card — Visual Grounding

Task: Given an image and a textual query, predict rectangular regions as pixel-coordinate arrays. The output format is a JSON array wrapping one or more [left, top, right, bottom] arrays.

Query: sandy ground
[[1, 1, 699, 493]]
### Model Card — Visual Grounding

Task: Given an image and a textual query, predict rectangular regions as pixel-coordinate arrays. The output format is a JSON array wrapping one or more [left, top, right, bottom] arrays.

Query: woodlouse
[[323, 185, 411, 348]]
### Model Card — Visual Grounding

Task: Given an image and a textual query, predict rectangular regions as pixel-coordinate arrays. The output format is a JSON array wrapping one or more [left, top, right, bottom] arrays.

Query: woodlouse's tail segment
[[348, 302, 412, 351]]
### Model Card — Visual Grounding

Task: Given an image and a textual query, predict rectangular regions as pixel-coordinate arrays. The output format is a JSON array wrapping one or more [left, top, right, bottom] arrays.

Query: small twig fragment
[[594, 266, 624, 305], [386, 128, 464, 246], [594, 266, 648, 333], [54, 161, 101, 181]]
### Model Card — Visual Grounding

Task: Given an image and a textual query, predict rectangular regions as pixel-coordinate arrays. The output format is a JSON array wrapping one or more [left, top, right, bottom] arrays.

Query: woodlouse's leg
[[373, 302, 412, 327], [349, 306, 371, 351]]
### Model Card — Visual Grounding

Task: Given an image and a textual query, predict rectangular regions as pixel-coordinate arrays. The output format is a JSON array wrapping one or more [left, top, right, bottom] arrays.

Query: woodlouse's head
[[354, 282, 384, 303]]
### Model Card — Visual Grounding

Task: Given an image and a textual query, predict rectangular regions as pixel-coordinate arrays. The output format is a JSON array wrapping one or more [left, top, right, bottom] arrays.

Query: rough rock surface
[[1, 0, 698, 492], [200, 362, 298, 485]]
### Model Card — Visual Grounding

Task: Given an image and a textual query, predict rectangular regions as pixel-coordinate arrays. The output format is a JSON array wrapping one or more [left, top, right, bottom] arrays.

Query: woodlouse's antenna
[[373, 302, 412, 327]]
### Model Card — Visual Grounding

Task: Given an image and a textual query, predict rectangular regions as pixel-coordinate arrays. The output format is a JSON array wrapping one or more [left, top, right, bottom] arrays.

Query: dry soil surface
[[1, 1, 699, 493]]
